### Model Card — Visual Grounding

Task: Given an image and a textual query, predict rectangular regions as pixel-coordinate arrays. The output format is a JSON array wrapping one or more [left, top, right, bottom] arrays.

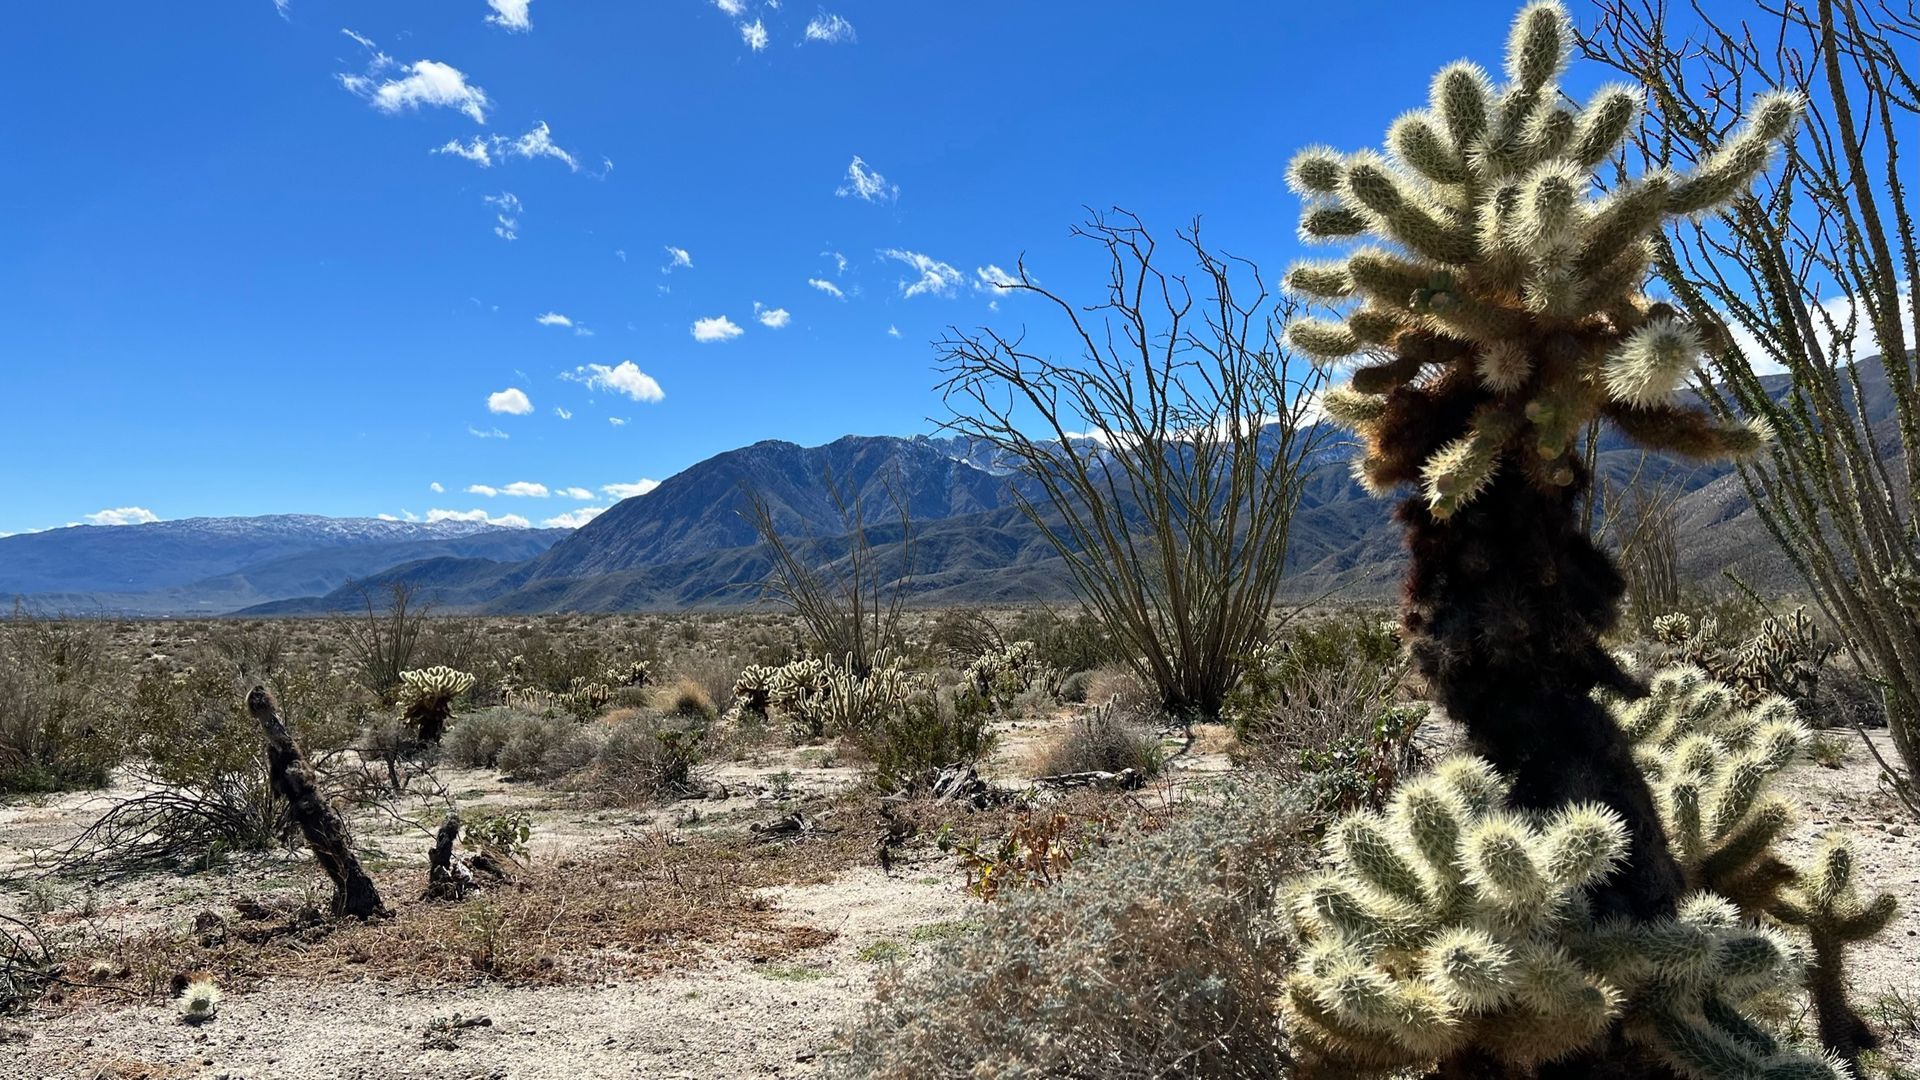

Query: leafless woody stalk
[[936, 210, 1328, 719], [1580, 0, 1919, 810], [743, 471, 913, 678]]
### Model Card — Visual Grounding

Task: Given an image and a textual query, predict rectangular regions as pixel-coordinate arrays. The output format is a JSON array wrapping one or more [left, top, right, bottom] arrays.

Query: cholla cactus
[[563, 678, 612, 718], [1771, 836, 1899, 1065], [1283, 754, 1842, 1077], [179, 975, 221, 1023], [769, 657, 833, 737], [603, 659, 653, 689], [1649, 609, 1836, 709], [398, 666, 476, 743], [732, 664, 777, 717], [1288, 1, 1797, 517], [963, 639, 1050, 710], [1652, 613, 1696, 646], [815, 650, 918, 738]]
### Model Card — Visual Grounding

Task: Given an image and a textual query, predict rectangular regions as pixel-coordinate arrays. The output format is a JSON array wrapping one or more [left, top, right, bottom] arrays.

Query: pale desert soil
[[2, 717, 1915, 1079]]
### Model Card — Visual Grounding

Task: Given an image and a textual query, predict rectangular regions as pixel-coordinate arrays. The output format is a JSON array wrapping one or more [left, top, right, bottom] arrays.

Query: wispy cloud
[[563, 361, 665, 403], [469, 481, 549, 497], [886, 325, 902, 338], [485, 0, 532, 32], [430, 481, 445, 493], [542, 507, 606, 529], [608, 416, 628, 426], [337, 36, 491, 125], [740, 18, 769, 50], [662, 246, 693, 273], [880, 248, 962, 297], [85, 507, 160, 526], [433, 121, 581, 171], [713, 0, 745, 13], [559, 487, 594, 500], [836, 156, 898, 203], [484, 191, 521, 240], [434, 136, 494, 165], [808, 277, 845, 299], [487, 387, 533, 414], [804, 12, 855, 43], [822, 251, 848, 275], [535, 311, 573, 327], [553, 406, 573, 420], [468, 425, 511, 439], [427, 507, 530, 527], [602, 479, 660, 499], [273, 0, 291, 20], [691, 315, 744, 343], [512, 121, 577, 170], [974, 264, 1020, 291], [754, 303, 791, 328]]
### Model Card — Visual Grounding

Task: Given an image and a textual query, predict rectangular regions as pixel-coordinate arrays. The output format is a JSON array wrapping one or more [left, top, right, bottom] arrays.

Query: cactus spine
[[397, 665, 476, 743]]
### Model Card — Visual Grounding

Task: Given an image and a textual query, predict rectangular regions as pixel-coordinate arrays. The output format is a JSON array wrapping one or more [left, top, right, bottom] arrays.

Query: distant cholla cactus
[[768, 657, 833, 737], [1610, 667, 1897, 1066], [1652, 613, 1695, 646], [816, 650, 918, 737], [603, 659, 653, 689], [1282, 753, 1843, 1077], [1287, 1, 1798, 517], [564, 678, 612, 718], [963, 639, 1049, 709], [398, 666, 476, 743], [732, 664, 777, 717], [179, 976, 221, 1024]]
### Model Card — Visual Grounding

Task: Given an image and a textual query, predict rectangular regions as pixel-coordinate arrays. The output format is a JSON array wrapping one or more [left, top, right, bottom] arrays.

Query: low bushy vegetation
[[1030, 702, 1163, 778], [0, 610, 120, 794]]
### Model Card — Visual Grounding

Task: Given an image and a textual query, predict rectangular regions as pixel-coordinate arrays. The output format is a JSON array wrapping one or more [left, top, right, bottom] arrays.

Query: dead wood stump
[[247, 686, 389, 920]]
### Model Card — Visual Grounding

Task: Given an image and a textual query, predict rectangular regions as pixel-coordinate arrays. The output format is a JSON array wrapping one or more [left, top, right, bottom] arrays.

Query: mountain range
[[9, 364, 1879, 618]]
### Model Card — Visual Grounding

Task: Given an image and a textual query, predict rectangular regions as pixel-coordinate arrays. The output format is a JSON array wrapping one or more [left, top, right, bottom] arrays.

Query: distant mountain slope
[[2, 516, 567, 615]]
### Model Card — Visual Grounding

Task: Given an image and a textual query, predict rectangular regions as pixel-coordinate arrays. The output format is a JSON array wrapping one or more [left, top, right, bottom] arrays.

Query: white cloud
[[880, 248, 962, 297], [85, 507, 160, 527], [1726, 282, 1915, 377], [502, 481, 549, 497], [574, 326, 594, 337], [487, 387, 534, 414], [608, 416, 628, 426], [434, 136, 495, 166], [615, 249, 627, 262], [430, 481, 445, 492], [754, 303, 791, 328], [542, 507, 607, 529], [427, 508, 531, 528], [823, 250, 848, 275], [808, 277, 845, 299], [974, 264, 1020, 291], [836, 156, 898, 202], [342, 59, 491, 124], [273, 0, 291, 19], [662, 246, 693, 273], [486, 0, 532, 32], [341, 28, 379, 51], [377, 513, 400, 521], [886, 325, 902, 338], [467, 484, 499, 496], [468, 425, 511, 439], [563, 361, 666, 402], [740, 18, 769, 50], [804, 12, 855, 43], [511, 121, 577, 170], [535, 311, 573, 327], [691, 315, 745, 343], [559, 486, 595, 500], [553, 406, 573, 420], [484, 191, 521, 240], [602, 479, 660, 499], [714, 0, 745, 13]]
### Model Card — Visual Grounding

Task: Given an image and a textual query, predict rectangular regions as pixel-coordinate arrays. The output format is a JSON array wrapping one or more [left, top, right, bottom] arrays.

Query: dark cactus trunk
[[1402, 467, 1687, 1079]]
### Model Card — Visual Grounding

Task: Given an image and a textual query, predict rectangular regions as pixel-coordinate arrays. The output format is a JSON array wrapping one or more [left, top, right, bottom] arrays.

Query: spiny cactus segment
[[1289, 0, 1799, 517], [398, 666, 476, 743], [1283, 743, 1846, 1078]]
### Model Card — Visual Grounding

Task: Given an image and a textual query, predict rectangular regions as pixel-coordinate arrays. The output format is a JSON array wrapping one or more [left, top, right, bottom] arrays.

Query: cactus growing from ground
[[397, 666, 476, 743], [1283, 0, 1799, 935], [1290, 665, 1895, 1077]]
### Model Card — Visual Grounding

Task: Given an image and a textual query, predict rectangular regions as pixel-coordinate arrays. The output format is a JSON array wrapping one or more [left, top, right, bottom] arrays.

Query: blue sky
[[0, 0, 1741, 535]]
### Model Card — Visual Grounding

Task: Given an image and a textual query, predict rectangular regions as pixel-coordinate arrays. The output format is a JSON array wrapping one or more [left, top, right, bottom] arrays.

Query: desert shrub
[[926, 608, 1004, 665], [442, 706, 541, 769], [340, 581, 428, 701], [494, 713, 595, 783], [1008, 607, 1129, 675], [1031, 702, 1163, 778], [654, 677, 718, 724], [1080, 664, 1160, 718], [961, 640, 1053, 713], [832, 779, 1315, 1078], [587, 712, 707, 804], [858, 687, 997, 793], [1056, 669, 1093, 703], [0, 611, 121, 794]]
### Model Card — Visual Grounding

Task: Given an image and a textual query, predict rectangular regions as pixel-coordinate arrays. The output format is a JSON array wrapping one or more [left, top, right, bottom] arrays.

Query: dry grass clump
[[653, 677, 718, 723], [832, 779, 1315, 1078], [1079, 663, 1160, 718], [1029, 702, 1163, 778]]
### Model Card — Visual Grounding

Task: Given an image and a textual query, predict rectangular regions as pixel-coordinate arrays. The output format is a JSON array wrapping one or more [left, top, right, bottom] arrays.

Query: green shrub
[[0, 612, 121, 794], [832, 779, 1315, 1077], [494, 713, 594, 782], [858, 687, 997, 792], [442, 707, 541, 769], [588, 712, 707, 803]]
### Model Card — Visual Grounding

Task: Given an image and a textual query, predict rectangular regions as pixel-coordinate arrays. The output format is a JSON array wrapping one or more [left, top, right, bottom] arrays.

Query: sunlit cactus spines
[[1281, 748, 1837, 1076], [1282, 0, 1801, 519], [731, 663, 777, 717], [602, 659, 653, 689], [397, 665, 476, 743]]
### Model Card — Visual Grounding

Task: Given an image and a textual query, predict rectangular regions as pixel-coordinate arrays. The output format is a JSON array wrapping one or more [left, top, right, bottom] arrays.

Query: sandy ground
[[2, 716, 1916, 1079]]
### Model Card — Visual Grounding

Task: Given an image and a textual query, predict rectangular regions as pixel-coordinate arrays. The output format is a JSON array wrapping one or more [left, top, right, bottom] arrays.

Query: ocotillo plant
[[1285, 0, 1799, 925]]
